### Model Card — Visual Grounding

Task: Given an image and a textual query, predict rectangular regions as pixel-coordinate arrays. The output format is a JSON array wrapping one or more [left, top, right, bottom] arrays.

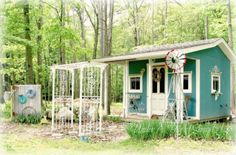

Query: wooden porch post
[[104, 68, 108, 115], [148, 59, 152, 118], [123, 61, 128, 118]]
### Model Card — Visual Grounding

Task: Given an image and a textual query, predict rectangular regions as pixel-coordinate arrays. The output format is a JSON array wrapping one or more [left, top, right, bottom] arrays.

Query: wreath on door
[[152, 69, 162, 82]]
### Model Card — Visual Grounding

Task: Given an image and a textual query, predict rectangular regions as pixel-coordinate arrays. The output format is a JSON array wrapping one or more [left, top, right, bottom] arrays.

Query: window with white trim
[[211, 73, 220, 93], [182, 73, 192, 93], [129, 75, 142, 93]]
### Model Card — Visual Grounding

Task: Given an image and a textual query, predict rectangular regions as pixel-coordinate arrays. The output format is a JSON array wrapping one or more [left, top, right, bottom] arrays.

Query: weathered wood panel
[[12, 85, 41, 116]]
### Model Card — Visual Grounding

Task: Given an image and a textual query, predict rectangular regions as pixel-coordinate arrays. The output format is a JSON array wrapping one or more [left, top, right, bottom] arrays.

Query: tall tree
[[84, 0, 99, 59], [125, 0, 144, 46], [227, 0, 233, 48], [0, 0, 4, 103], [23, 0, 34, 84], [227, 0, 235, 114], [99, 0, 114, 114], [75, 3, 86, 49], [36, 0, 43, 84], [59, 0, 65, 64]]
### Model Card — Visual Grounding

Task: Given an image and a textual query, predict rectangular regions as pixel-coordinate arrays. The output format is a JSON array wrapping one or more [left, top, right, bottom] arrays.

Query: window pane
[[136, 80, 140, 89], [212, 76, 219, 91], [160, 68, 165, 93], [183, 75, 189, 90], [130, 77, 140, 90], [153, 80, 157, 93], [152, 69, 158, 93], [131, 81, 136, 89]]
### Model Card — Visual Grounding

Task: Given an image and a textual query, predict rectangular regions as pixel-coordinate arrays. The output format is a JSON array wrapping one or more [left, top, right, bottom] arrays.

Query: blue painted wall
[[128, 60, 148, 113], [187, 46, 231, 119], [184, 59, 196, 117], [127, 46, 230, 119], [167, 61, 196, 117]]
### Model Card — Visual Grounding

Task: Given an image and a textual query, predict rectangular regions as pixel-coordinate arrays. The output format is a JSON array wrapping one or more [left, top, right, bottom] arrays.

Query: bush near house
[[12, 114, 41, 124], [0, 101, 12, 119], [126, 120, 234, 141]]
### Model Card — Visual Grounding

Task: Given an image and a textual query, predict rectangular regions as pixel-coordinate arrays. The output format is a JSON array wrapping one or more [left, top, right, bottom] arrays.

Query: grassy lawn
[[1, 103, 236, 155], [1, 133, 235, 155]]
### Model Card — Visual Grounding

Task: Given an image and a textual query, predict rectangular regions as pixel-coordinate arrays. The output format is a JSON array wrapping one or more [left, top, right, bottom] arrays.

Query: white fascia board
[[218, 39, 236, 64]]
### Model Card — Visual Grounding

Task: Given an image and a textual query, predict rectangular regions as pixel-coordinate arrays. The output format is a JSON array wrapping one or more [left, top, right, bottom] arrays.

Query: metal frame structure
[[51, 62, 107, 136]]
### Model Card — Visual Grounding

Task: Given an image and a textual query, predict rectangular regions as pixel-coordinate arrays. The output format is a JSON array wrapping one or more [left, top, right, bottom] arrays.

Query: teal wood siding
[[184, 59, 196, 117], [187, 46, 231, 119], [167, 59, 197, 117], [128, 60, 148, 113]]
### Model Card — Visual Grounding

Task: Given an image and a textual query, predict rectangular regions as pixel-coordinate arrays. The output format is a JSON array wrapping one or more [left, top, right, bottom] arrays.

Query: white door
[[151, 66, 167, 115]]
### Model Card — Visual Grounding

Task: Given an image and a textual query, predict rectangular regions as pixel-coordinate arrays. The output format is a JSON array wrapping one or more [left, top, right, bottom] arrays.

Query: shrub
[[0, 101, 12, 119], [13, 114, 41, 124], [126, 120, 175, 140], [126, 120, 233, 141]]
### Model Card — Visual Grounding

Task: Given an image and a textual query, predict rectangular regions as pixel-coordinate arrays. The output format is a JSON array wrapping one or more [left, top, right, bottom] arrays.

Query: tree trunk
[[100, 0, 114, 115], [227, 0, 235, 114], [59, 0, 65, 64], [93, 26, 99, 59], [79, 12, 86, 48], [227, 0, 233, 48], [99, 0, 105, 56], [0, 11, 4, 103], [84, 1, 99, 59], [204, 16, 208, 39], [164, 0, 168, 37], [23, 0, 34, 84], [37, 0, 43, 84]]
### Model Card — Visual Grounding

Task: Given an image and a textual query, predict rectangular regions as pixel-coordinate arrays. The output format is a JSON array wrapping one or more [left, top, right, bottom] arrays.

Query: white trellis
[[51, 62, 107, 136]]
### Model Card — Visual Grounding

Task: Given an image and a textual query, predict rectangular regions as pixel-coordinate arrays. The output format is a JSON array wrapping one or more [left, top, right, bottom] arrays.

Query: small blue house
[[95, 38, 236, 121]]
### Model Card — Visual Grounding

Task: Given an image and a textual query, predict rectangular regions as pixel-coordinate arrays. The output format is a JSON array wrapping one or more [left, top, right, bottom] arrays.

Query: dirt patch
[[0, 120, 128, 142]]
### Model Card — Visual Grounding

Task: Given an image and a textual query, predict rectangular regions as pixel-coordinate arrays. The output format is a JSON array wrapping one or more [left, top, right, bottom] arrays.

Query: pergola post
[[123, 61, 128, 118], [71, 69, 74, 128], [104, 68, 108, 115], [79, 67, 83, 136], [99, 68, 104, 131], [51, 68, 56, 131]]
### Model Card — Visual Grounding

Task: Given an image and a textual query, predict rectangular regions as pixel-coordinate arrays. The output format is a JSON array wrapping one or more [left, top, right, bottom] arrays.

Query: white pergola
[[51, 62, 107, 136]]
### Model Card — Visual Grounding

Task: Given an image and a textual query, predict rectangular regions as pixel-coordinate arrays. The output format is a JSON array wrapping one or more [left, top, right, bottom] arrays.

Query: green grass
[[126, 120, 234, 141], [0, 134, 159, 155], [0, 133, 234, 155]]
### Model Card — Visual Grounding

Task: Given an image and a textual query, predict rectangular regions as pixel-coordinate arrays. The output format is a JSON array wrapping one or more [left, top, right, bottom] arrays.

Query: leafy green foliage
[[13, 114, 41, 124], [0, 101, 12, 118], [2, 0, 233, 104], [126, 120, 233, 141]]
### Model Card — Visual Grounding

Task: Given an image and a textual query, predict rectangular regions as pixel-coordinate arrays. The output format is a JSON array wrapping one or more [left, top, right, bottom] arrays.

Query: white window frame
[[128, 75, 143, 93], [211, 73, 221, 94], [182, 72, 192, 93]]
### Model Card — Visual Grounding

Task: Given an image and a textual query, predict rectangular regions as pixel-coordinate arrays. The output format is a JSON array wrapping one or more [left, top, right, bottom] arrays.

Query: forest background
[[0, 0, 235, 114]]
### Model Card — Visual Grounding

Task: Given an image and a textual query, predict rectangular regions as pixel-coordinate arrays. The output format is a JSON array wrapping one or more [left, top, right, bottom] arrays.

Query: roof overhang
[[94, 39, 236, 64], [50, 61, 108, 70]]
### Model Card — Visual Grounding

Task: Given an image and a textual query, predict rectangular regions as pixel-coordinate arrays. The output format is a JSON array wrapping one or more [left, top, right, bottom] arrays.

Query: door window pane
[[152, 68, 158, 93], [160, 68, 165, 93]]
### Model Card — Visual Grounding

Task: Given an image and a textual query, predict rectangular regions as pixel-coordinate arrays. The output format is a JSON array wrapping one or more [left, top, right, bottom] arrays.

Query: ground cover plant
[[126, 120, 234, 141], [0, 101, 11, 119], [12, 114, 41, 124]]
